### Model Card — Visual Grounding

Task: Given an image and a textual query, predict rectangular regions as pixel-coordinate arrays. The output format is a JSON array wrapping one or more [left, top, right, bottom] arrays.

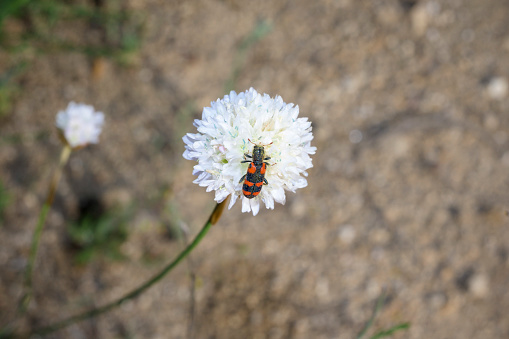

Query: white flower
[[183, 88, 316, 216], [56, 102, 104, 148]]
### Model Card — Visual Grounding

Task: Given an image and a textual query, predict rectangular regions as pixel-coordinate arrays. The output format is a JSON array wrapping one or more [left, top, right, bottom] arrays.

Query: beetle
[[239, 140, 272, 199]]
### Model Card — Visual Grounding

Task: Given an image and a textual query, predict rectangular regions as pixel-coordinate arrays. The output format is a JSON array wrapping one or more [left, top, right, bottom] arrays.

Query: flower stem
[[29, 198, 228, 337], [19, 145, 72, 314]]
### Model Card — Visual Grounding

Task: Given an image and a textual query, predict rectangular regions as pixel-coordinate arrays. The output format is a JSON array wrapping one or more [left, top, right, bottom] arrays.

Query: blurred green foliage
[[357, 293, 410, 339], [0, 0, 30, 30], [369, 323, 410, 339], [0, 0, 145, 116], [0, 80, 18, 118], [0, 0, 145, 58], [0, 180, 10, 226], [0, 62, 27, 118], [67, 205, 132, 264]]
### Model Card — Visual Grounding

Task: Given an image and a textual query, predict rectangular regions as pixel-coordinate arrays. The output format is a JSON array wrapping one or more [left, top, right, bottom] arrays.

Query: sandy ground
[[1, 0, 509, 338]]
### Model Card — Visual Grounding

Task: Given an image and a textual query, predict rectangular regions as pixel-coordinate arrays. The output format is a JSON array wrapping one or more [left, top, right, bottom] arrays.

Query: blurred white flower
[[56, 102, 104, 148], [183, 88, 316, 216]]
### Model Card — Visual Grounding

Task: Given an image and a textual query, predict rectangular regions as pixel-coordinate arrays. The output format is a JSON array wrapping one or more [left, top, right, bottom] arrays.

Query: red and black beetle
[[239, 140, 272, 199]]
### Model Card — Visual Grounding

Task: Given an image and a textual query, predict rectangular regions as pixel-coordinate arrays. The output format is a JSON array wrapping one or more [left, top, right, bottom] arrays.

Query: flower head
[[183, 88, 316, 216], [56, 102, 104, 149]]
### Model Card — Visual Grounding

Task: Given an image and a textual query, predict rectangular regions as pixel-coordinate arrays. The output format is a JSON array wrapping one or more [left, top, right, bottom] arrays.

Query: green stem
[[19, 145, 72, 313], [29, 199, 228, 337], [357, 293, 386, 339]]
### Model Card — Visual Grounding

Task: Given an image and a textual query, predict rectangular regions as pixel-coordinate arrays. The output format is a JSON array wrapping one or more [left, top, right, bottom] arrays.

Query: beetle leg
[[242, 153, 252, 163], [264, 156, 271, 160], [263, 178, 268, 185], [239, 174, 247, 184]]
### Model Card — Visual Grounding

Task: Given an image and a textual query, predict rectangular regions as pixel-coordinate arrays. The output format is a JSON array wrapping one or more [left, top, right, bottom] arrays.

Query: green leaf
[[370, 322, 411, 339]]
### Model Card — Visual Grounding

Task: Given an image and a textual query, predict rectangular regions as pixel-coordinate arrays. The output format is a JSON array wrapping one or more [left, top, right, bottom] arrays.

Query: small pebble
[[469, 274, 489, 298], [349, 129, 363, 144], [486, 77, 508, 100], [411, 3, 430, 36], [338, 225, 356, 244]]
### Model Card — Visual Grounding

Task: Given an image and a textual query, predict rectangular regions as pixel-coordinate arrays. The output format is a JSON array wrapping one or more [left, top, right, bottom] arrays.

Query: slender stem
[[369, 322, 410, 339], [19, 145, 72, 313], [357, 292, 386, 339], [30, 199, 228, 337]]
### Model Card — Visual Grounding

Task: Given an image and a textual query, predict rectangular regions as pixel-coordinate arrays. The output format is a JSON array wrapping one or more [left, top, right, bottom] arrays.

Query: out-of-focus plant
[[0, 0, 30, 32], [0, 0, 145, 61], [67, 204, 132, 264], [19, 102, 104, 314], [0, 0, 145, 118], [357, 293, 410, 339], [0, 62, 27, 118], [0, 180, 10, 227]]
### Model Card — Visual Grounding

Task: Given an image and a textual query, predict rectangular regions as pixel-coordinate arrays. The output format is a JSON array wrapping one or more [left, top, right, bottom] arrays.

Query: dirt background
[[1, 0, 509, 338]]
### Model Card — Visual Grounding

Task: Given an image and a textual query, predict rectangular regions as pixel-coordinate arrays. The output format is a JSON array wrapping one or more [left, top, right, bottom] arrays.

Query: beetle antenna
[[248, 138, 273, 147]]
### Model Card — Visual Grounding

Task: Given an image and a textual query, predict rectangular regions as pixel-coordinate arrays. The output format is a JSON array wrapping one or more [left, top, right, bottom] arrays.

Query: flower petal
[[242, 197, 251, 213], [250, 199, 260, 216]]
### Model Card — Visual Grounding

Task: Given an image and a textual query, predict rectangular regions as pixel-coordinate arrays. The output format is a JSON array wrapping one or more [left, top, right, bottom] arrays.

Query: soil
[[1, 0, 509, 338]]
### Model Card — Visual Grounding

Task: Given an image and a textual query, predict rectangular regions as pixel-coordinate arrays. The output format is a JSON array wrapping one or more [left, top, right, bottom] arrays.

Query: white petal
[[250, 199, 260, 216], [271, 186, 286, 205], [56, 102, 104, 148], [242, 197, 251, 213], [228, 193, 238, 210], [261, 193, 274, 210], [215, 189, 230, 203]]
